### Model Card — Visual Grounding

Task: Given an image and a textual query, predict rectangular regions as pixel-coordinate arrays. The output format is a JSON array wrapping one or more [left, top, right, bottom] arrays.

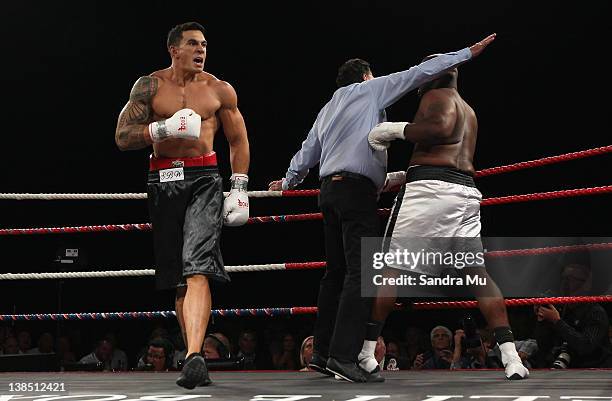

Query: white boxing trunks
[[384, 165, 484, 276]]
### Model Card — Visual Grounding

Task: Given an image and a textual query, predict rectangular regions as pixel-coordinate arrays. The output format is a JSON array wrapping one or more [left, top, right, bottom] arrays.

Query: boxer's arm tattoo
[[115, 77, 158, 150], [129, 76, 158, 102]]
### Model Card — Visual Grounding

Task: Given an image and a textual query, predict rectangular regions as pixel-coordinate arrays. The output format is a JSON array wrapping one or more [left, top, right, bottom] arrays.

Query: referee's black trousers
[[313, 174, 380, 362]]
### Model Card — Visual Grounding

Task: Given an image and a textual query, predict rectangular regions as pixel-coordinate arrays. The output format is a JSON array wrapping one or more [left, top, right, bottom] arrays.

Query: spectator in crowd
[[450, 328, 499, 369], [385, 340, 401, 361], [488, 338, 538, 369], [272, 332, 299, 370], [299, 335, 314, 371], [236, 329, 271, 370], [477, 327, 538, 369], [56, 336, 76, 365], [403, 326, 429, 366], [171, 329, 187, 369], [203, 337, 220, 359], [515, 339, 539, 368], [203, 333, 231, 360], [413, 326, 453, 369], [27, 332, 54, 354], [2, 336, 19, 355], [237, 329, 257, 368], [383, 338, 410, 370], [137, 326, 172, 369], [79, 339, 117, 371], [0, 326, 14, 347], [533, 263, 612, 368], [213, 332, 231, 356], [17, 330, 32, 354], [67, 330, 83, 360], [150, 327, 170, 341], [137, 337, 174, 371], [104, 332, 128, 371]]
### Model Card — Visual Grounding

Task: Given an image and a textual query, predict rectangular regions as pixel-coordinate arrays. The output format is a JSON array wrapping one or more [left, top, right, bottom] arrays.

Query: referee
[[268, 33, 496, 382]]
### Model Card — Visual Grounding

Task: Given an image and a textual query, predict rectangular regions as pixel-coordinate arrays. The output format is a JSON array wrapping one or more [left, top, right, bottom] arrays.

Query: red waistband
[[149, 152, 217, 171]]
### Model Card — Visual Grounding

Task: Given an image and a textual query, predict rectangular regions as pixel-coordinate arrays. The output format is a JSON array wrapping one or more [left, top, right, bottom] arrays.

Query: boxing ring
[[0, 370, 611, 400], [1, 145, 612, 400]]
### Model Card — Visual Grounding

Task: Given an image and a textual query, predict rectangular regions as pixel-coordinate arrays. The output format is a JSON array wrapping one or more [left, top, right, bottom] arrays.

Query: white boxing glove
[[223, 174, 249, 226], [368, 122, 409, 151], [148, 108, 202, 143], [382, 171, 407, 193]]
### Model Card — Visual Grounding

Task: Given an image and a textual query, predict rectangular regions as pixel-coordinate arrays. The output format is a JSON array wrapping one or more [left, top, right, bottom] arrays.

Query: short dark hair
[[167, 22, 206, 49], [149, 337, 173, 352], [336, 58, 371, 88], [148, 337, 174, 367]]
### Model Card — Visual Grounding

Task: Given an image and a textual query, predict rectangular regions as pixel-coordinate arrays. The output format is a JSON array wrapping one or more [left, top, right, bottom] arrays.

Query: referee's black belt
[[320, 171, 376, 188]]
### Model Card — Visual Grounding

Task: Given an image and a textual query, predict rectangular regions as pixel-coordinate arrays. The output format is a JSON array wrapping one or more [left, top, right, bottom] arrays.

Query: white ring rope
[[0, 270, 156, 280], [0, 263, 290, 280], [0, 191, 283, 200]]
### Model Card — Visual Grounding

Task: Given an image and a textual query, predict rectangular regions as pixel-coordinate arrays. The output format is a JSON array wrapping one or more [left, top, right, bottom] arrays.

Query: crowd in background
[[2, 304, 611, 372]]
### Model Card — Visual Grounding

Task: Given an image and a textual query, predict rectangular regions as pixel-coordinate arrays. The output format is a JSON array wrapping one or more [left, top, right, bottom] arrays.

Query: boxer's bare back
[[408, 86, 478, 175]]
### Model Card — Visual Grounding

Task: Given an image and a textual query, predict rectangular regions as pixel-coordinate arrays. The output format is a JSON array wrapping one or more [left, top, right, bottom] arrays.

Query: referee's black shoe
[[326, 357, 367, 383], [308, 352, 333, 376]]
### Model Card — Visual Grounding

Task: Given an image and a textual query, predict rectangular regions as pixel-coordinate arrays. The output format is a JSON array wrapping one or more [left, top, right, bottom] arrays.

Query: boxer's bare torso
[[116, 71, 238, 158], [150, 70, 228, 158], [115, 29, 247, 161]]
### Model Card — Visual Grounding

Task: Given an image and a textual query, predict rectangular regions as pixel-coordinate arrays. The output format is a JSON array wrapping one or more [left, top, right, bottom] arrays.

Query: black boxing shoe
[[176, 353, 211, 389], [308, 352, 333, 376], [326, 357, 367, 383]]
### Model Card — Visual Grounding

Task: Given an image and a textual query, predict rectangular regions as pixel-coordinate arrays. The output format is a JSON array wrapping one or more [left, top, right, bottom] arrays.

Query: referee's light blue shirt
[[283, 47, 472, 191]]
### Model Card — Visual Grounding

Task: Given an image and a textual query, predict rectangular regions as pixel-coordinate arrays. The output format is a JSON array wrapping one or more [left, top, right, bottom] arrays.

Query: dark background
[[0, 1, 610, 360]]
